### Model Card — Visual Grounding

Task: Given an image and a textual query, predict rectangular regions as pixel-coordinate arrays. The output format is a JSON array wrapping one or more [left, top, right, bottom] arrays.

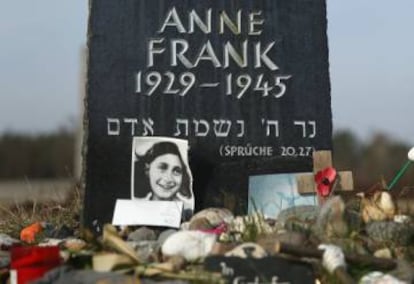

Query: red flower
[[199, 222, 228, 235], [315, 167, 337, 197]]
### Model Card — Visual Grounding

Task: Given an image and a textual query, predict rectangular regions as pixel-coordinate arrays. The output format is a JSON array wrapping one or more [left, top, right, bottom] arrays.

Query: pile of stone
[[1, 191, 414, 283]]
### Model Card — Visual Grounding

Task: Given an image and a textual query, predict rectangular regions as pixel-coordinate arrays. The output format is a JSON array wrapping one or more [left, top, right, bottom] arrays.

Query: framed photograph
[[248, 173, 317, 218], [131, 137, 194, 218]]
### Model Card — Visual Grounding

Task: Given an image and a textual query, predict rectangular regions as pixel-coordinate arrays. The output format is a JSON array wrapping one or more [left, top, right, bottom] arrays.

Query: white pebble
[[360, 271, 405, 284], [162, 231, 216, 262], [394, 214, 411, 224]]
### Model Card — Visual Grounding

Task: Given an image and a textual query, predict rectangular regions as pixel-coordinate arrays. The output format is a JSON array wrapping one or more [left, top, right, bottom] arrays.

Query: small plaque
[[204, 256, 315, 284]]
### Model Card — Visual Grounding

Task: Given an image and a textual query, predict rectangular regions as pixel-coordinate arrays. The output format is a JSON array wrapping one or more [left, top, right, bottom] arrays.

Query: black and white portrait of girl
[[131, 137, 194, 217]]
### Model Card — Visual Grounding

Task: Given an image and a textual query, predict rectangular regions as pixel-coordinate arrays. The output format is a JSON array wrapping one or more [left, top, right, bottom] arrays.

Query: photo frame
[[248, 173, 317, 218]]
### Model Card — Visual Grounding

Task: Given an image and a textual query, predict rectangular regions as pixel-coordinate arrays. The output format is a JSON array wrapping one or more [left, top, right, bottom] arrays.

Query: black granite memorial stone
[[84, 0, 332, 228]]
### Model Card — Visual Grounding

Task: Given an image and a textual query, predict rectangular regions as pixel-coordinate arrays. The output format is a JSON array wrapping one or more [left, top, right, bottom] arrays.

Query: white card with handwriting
[[112, 199, 183, 228]]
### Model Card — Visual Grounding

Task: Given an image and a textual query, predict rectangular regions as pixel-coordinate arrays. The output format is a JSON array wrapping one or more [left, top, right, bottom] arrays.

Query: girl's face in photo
[[147, 153, 183, 200]]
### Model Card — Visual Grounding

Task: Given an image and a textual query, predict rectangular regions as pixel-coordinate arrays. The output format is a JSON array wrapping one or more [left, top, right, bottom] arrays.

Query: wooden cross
[[296, 150, 354, 204]]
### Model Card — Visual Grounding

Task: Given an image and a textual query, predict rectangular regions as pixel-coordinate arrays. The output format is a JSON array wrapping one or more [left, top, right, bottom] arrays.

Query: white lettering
[[223, 41, 248, 68], [123, 118, 138, 136], [261, 119, 279, 137], [293, 120, 316, 138], [248, 11, 264, 35], [142, 118, 154, 136], [171, 39, 193, 68], [188, 9, 212, 33], [219, 10, 242, 34], [174, 119, 189, 136], [254, 42, 278, 70], [148, 40, 278, 70], [213, 119, 232, 137], [147, 38, 165, 67], [236, 120, 245, 137], [222, 145, 273, 157], [107, 118, 120, 136], [158, 7, 186, 33], [193, 119, 210, 136], [193, 40, 221, 67], [158, 8, 264, 36]]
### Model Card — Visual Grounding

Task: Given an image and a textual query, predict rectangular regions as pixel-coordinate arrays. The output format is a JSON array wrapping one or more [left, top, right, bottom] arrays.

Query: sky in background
[[0, 0, 413, 144]]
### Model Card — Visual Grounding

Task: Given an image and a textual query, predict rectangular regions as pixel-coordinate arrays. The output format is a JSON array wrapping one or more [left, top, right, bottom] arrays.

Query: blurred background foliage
[[0, 127, 75, 179], [333, 130, 411, 189], [0, 127, 412, 190]]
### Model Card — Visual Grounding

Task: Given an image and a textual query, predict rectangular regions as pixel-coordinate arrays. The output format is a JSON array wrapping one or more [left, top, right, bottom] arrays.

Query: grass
[[0, 182, 82, 239]]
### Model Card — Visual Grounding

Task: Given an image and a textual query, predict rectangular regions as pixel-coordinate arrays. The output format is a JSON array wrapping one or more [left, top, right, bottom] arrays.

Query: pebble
[[394, 215, 411, 224], [277, 205, 318, 225], [38, 238, 63, 247], [127, 240, 159, 263], [0, 233, 20, 247], [127, 227, 157, 242], [189, 208, 233, 230], [360, 191, 396, 223], [360, 272, 405, 284], [157, 229, 178, 246], [165, 255, 187, 272], [209, 242, 237, 255], [64, 238, 87, 251], [230, 213, 275, 237], [314, 196, 348, 239], [180, 222, 190, 231], [373, 248, 392, 259], [274, 231, 307, 246], [0, 251, 10, 268], [256, 231, 307, 254], [225, 242, 267, 258], [161, 231, 216, 262], [188, 217, 213, 230], [366, 221, 414, 246]]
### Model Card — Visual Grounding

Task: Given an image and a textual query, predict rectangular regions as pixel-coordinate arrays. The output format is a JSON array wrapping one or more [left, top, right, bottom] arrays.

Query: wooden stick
[[334, 266, 356, 284], [274, 242, 396, 270]]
